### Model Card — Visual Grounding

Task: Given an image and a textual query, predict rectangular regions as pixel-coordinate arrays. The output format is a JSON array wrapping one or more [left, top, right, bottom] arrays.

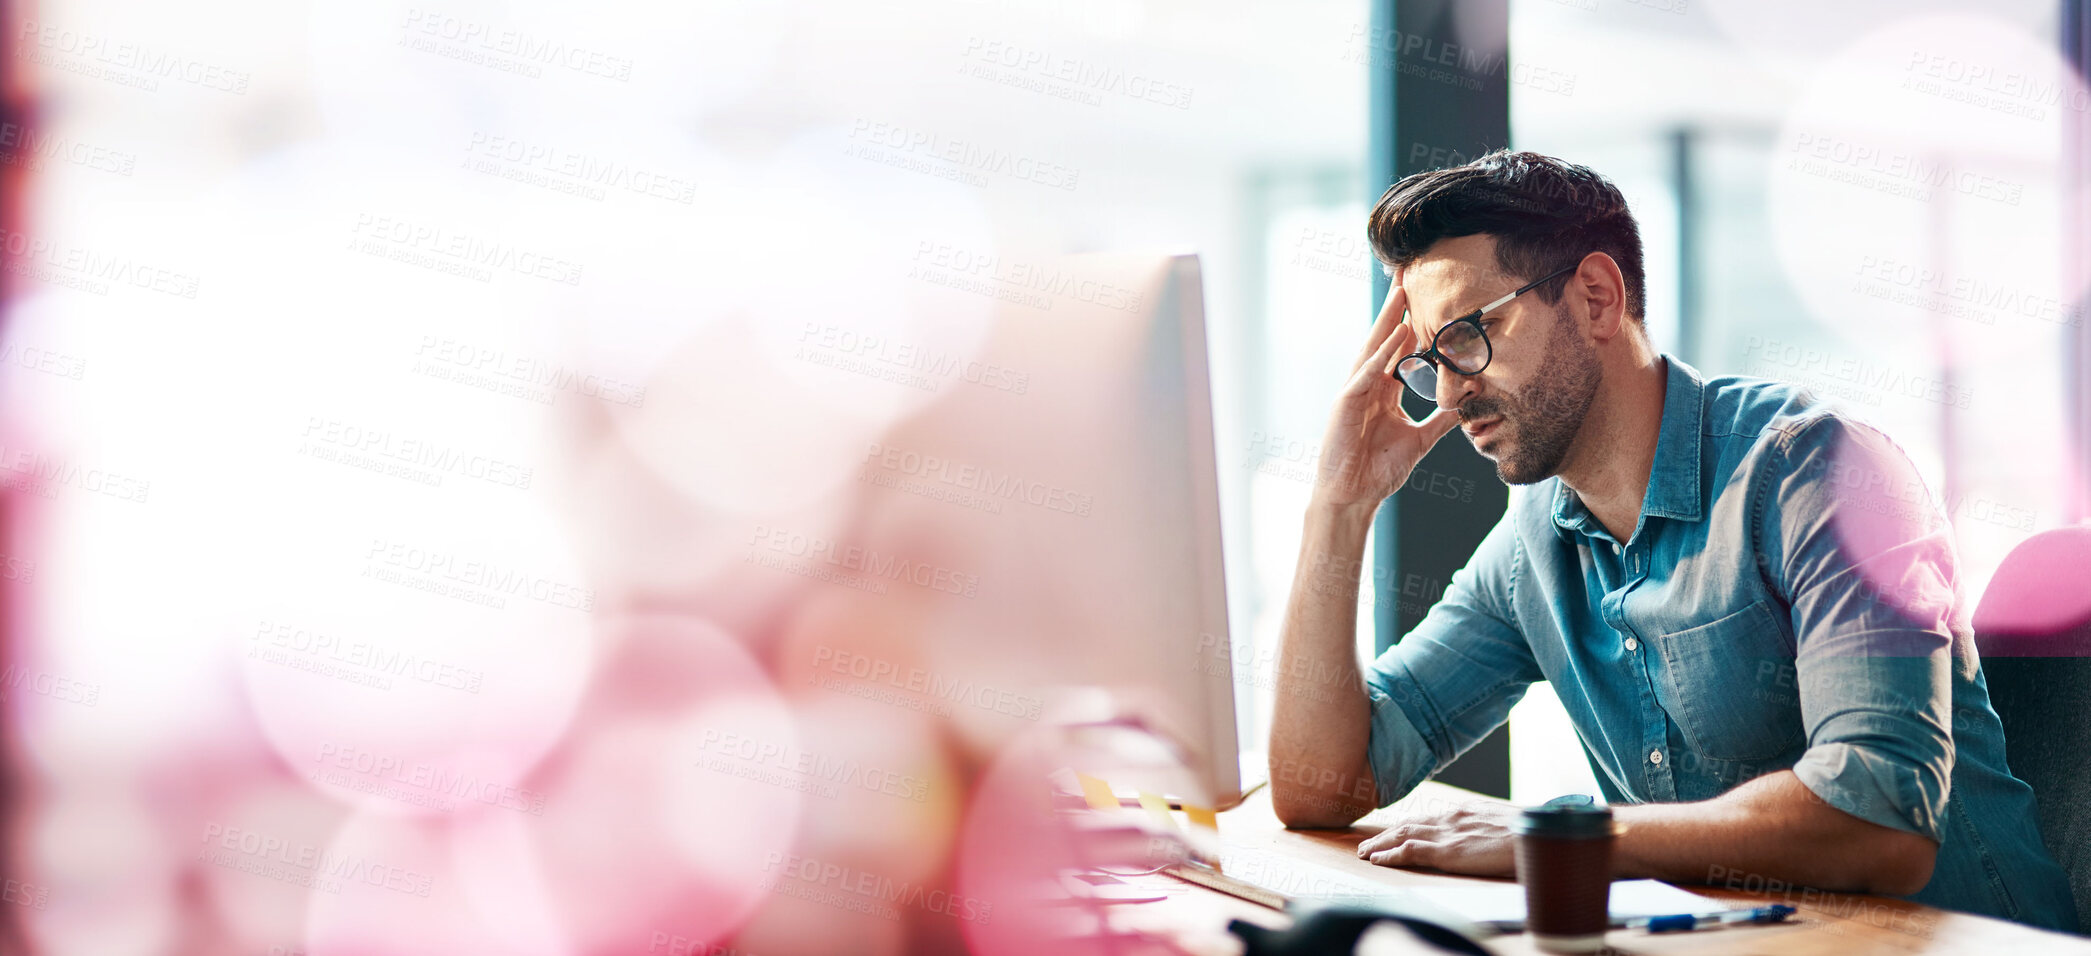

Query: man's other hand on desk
[[1350, 772, 1937, 896], [1353, 800, 1520, 876]]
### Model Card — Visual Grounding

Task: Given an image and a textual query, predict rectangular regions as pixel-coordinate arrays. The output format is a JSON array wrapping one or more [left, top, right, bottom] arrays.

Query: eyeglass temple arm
[[1502, 262, 1581, 303], [1458, 264, 1579, 320]]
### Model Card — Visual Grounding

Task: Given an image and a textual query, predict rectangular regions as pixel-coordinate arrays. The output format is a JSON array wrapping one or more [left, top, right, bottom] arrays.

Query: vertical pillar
[[2065, 0, 2091, 522], [1367, 0, 1514, 798]]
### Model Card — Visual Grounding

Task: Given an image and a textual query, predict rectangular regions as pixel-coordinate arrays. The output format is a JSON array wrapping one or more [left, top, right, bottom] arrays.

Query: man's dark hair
[[1365, 150, 1646, 323]]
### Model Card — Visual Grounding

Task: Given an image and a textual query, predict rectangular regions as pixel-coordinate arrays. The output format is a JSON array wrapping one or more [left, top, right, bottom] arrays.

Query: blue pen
[[1624, 904, 1796, 933]]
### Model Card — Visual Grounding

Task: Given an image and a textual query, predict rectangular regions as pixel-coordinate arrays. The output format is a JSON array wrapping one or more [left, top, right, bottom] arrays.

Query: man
[[1265, 150, 2077, 931]]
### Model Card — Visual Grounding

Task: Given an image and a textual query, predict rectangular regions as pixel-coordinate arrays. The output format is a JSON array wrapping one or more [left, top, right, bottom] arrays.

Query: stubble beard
[[1461, 304, 1602, 486]]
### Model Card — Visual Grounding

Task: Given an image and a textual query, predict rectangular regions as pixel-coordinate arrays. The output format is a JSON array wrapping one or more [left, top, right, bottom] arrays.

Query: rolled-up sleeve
[[1763, 417, 1955, 843], [1361, 513, 1541, 806]]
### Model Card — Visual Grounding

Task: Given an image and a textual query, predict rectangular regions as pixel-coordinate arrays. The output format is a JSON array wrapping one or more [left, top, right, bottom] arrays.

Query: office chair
[[1973, 523, 2091, 934]]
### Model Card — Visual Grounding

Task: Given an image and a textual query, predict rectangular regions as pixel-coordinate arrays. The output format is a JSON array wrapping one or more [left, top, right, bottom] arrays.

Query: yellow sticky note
[[1183, 804, 1218, 830], [1136, 791, 1180, 831], [1075, 773, 1118, 811]]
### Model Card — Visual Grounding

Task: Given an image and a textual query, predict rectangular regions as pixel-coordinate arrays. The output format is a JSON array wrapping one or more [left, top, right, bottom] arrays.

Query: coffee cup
[[1512, 797, 1620, 953]]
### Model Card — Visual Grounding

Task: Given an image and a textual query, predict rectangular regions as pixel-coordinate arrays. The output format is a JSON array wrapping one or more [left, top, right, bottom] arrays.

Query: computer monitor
[[844, 252, 1243, 810]]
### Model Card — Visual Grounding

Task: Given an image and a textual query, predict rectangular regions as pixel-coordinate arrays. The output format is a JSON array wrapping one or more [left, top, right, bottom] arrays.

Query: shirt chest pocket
[[1649, 599, 1806, 762]]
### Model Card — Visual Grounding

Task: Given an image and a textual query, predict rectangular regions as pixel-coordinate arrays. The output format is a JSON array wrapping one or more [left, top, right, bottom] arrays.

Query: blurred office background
[[1, 0, 2087, 952]]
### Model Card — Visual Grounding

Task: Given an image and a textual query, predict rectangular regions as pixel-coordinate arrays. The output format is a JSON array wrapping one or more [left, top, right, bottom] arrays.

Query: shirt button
[[1649, 750, 1664, 766], [1624, 637, 1639, 652]]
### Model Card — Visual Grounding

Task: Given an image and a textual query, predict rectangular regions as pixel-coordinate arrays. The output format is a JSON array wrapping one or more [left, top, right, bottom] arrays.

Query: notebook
[[1174, 846, 1748, 933]]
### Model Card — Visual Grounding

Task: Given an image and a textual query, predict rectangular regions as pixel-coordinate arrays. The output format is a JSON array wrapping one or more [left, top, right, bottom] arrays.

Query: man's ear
[[1571, 251, 1629, 342]]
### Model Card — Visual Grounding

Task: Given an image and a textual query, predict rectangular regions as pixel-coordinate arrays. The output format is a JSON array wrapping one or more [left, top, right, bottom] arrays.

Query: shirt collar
[[1549, 354, 1706, 542]]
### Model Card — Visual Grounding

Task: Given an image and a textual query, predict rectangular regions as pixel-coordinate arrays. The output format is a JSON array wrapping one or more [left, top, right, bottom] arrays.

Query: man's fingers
[[1341, 321, 1412, 400], [1418, 406, 1461, 442], [1349, 282, 1409, 374], [1368, 841, 1440, 868], [1356, 822, 1437, 857]]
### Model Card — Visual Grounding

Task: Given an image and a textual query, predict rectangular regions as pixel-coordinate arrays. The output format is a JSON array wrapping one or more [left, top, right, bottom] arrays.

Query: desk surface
[[1105, 781, 2089, 955]]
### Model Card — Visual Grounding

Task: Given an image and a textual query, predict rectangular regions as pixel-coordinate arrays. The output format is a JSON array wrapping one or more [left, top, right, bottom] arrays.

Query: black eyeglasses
[[1394, 262, 1579, 405]]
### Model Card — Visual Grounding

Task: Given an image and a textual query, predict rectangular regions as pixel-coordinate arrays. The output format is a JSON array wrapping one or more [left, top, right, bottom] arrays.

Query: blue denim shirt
[[1362, 355, 2077, 931]]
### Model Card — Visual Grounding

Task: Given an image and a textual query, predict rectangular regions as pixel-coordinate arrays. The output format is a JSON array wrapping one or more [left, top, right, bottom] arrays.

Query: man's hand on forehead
[[1397, 264, 1472, 337], [1402, 288, 1464, 341], [1394, 268, 1452, 334]]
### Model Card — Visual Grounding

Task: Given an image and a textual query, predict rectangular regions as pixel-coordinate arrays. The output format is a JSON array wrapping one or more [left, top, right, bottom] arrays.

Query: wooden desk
[[1103, 781, 2090, 955]]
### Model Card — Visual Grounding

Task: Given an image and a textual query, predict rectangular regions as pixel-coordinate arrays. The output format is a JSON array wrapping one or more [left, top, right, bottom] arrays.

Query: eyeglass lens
[[1395, 320, 1489, 401]]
